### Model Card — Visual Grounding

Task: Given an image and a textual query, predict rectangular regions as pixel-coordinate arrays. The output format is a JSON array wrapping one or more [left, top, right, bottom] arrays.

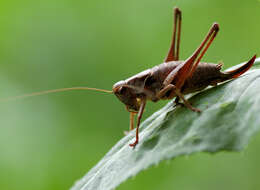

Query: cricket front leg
[[129, 99, 146, 147], [124, 112, 136, 135], [157, 84, 201, 113]]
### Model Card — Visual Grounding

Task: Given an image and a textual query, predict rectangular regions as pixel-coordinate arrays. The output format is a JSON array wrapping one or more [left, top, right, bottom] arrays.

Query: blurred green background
[[0, 0, 259, 189]]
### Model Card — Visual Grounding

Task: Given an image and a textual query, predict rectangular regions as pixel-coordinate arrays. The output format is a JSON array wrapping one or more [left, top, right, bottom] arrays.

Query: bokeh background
[[0, 0, 260, 189]]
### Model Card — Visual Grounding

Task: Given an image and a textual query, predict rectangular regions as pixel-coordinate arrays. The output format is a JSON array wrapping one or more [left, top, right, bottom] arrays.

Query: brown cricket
[[4, 7, 256, 148], [112, 7, 256, 147]]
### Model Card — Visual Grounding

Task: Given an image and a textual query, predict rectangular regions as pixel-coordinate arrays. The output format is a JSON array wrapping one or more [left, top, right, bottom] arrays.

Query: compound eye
[[119, 86, 126, 94]]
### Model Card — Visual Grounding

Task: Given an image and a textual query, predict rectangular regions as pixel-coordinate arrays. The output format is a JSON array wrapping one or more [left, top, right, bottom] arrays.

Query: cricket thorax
[[113, 61, 182, 107]]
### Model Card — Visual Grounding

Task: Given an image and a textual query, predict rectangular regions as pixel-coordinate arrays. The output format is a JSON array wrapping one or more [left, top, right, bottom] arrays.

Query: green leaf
[[71, 58, 260, 190]]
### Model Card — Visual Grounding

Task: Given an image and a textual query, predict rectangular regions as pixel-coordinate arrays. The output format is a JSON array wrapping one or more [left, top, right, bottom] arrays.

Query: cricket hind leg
[[165, 7, 182, 62], [163, 23, 219, 90], [157, 84, 201, 112], [159, 23, 219, 113]]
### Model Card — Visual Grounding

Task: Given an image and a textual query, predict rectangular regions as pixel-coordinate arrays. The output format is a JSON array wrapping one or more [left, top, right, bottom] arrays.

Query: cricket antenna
[[0, 87, 113, 102]]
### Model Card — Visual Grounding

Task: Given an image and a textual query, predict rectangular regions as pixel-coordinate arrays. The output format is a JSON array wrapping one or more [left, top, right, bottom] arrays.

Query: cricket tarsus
[[112, 7, 256, 148]]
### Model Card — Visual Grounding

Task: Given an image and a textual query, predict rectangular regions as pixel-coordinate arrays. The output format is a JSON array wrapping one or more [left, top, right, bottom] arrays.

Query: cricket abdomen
[[181, 62, 224, 94], [181, 55, 256, 95]]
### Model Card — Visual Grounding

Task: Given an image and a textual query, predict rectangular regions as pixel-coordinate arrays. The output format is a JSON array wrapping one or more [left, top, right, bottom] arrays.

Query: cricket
[[112, 7, 256, 147], [3, 7, 256, 148]]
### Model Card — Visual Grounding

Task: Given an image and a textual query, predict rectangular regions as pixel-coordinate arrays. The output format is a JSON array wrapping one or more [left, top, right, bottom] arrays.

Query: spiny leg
[[129, 99, 146, 147], [163, 23, 219, 90], [173, 87, 201, 112], [165, 7, 182, 62], [160, 23, 219, 112], [189, 23, 220, 76], [157, 84, 201, 112]]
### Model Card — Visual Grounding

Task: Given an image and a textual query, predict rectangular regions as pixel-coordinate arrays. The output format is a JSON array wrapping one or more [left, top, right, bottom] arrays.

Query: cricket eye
[[112, 81, 125, 94], [118, 86, 126, 94]]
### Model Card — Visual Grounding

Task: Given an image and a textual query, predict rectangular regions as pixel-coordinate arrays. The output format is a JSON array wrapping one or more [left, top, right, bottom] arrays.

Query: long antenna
[[0, 87, 113, 102]]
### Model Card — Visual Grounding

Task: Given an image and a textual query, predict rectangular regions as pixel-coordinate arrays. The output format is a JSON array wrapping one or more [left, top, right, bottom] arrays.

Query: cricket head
[[113, 81, 141, 112]]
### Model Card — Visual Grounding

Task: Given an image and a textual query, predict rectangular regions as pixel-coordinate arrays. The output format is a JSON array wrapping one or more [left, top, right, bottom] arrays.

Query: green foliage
[[71, 59, 260, 190], [0, 1, 259, 189]]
